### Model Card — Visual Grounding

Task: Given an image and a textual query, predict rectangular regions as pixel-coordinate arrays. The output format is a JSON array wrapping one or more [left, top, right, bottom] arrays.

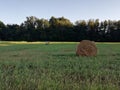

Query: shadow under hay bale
[[76, 40, 97, 56]]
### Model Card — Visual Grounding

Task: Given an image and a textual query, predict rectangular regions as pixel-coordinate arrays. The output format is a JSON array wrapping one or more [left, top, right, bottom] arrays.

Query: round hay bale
[[76, 40, 97, 56], [45, 41, 50, 45]]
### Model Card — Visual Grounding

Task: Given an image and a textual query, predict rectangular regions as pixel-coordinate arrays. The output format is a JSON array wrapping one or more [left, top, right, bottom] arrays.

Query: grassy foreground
[[0, 42, 120, 90]]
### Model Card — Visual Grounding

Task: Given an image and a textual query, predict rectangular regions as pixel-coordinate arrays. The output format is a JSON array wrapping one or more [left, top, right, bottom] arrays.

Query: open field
[[0, 42, 120, 90]]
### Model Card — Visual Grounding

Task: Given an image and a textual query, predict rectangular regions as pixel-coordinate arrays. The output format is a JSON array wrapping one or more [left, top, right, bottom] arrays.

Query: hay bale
[[76, 40, 97, 56], [45, 41, 50, 45]]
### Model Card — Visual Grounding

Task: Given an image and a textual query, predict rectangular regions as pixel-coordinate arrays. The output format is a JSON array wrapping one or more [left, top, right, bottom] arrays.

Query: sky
[[0, 0, 120, 24]]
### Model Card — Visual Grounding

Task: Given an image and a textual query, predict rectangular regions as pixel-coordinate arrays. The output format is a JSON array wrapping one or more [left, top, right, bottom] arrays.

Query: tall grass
[[0, 42, 120, 90]]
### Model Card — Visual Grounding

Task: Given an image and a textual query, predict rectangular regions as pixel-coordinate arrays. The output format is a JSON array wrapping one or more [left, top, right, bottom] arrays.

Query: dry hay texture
[[76, 40, 97, 56]]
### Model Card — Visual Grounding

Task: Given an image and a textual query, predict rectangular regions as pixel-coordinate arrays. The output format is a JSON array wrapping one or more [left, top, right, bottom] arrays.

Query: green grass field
[[0, 42, 120, 90]]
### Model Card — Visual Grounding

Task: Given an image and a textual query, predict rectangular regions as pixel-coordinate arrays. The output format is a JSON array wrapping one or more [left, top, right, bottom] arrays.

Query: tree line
[[0, 16, 120, 42]]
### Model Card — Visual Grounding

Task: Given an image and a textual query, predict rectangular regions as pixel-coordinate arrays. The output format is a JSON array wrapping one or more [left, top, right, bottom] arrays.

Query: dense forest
[[0, 16, 120, 42]]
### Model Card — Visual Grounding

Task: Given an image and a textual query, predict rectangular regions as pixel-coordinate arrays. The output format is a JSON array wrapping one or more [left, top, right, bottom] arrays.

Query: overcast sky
[[0, 0, 120, 24]]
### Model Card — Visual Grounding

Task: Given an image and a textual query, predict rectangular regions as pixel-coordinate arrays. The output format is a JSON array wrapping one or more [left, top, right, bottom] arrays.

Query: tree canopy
[[0, 16, 120, 42]]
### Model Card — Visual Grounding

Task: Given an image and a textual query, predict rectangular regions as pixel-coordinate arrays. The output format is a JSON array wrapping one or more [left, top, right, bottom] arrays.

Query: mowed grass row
[[0, 42, 120, 90]]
